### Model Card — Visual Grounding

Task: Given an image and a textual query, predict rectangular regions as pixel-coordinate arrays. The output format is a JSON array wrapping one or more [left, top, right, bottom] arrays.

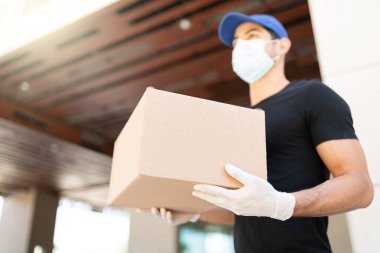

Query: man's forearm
[[292, 172, 374, 217], [199, 208, 235, 225]]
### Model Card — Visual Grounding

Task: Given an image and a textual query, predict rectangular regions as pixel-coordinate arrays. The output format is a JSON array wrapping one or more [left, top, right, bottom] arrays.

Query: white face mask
[[232, 39, 279, 84]]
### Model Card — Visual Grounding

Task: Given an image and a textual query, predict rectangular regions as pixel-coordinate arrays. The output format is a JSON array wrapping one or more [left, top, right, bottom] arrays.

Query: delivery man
[[149, 13, 374, 252]]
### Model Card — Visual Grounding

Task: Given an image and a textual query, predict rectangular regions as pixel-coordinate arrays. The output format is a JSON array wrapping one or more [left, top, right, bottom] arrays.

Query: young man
[[151, 13, 374, 252]]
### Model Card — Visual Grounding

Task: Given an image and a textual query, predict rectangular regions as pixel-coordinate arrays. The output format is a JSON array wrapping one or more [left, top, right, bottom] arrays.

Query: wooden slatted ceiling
[[0, 0, 317, 142], [0, 91, 113, 154], [0, 117, 111, 194]]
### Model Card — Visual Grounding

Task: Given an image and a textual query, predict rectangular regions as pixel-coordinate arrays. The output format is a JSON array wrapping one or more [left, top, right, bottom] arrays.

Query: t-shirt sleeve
[[305, 82, 357, 147]]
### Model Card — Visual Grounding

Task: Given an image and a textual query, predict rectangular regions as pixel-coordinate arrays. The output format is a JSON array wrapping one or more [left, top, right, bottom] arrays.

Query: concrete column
[[128, 210, 178, 253], [327, 213, 353, 253], [0, 187, 59, 253], [308, 0, 380, 252]]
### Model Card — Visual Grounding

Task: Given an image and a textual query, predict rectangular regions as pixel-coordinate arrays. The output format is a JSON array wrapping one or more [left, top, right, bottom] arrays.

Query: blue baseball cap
[[218, 13, 288, 47]]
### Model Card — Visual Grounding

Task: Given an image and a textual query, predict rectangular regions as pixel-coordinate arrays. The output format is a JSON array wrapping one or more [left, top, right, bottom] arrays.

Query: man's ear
[[279, 38, 292, 55]]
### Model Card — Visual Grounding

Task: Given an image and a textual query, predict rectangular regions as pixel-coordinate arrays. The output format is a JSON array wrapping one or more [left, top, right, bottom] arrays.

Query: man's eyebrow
[[233, 28, 259, 39]]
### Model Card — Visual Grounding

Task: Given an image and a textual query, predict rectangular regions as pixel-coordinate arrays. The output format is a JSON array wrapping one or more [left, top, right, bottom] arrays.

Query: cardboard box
[[108, 87, 266, 213]]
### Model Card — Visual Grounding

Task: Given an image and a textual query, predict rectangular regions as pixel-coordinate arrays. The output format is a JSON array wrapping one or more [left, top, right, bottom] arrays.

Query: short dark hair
[[266, 28, 279, 40]]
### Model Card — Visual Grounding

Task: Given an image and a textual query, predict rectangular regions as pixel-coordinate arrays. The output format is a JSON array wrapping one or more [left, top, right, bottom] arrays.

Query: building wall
[[308, 0, 380, 252], [0, 188, 58, 253], [0, 190, 36, 253], [128, 210, 178, 253]]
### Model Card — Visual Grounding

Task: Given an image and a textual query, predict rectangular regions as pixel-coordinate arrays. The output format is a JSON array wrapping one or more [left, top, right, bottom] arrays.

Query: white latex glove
[[151, 207, 200, 225], [192, 164, 296, 221]]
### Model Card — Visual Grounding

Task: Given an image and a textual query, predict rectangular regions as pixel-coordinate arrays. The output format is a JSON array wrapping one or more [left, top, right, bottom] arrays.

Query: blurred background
[[0, 0, 378, 252]]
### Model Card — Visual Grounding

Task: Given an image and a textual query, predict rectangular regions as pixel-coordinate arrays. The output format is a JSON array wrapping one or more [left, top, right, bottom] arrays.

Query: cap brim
[[218, 12, 261, 48]]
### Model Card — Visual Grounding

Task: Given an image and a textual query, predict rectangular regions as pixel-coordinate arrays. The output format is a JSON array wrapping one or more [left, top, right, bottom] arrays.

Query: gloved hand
[[192, 164, 296, 221], [151, 207, 200, 225]]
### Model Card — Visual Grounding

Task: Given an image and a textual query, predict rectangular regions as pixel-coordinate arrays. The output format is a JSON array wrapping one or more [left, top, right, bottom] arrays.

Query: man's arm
[[192, 140, 373, 221], [145, 207, 234, 226], [199, 208, 235, 225], [293, 139, 374, 216]]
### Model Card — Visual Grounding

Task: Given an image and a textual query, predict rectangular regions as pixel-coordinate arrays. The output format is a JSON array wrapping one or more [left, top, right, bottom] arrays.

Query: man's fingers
[[160, 208, 167, 219], [151, 207, 160, 216], [225, 163, 256, 185], [192, 191, 229, 209], [166, 211, 173, 223], [193, 184, 232, 198]]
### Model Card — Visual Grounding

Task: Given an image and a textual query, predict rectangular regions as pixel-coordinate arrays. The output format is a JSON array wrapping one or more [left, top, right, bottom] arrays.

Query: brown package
[[108, 87, 267, 213]]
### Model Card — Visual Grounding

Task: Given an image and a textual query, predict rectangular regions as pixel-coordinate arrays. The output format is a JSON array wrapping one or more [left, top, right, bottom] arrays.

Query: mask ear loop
[[269, 39, 280, 61], [273, 53, 280, 61]]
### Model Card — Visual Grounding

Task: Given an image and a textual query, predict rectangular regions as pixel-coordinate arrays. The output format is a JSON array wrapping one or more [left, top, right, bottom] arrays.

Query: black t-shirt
[[234, 79, 357, 253]]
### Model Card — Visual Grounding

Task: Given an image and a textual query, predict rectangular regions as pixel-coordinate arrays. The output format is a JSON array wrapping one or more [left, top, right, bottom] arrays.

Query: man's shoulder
[[290, 79, 325, 90], [290, 79, 349, 111], [290, 79, 335, 97]]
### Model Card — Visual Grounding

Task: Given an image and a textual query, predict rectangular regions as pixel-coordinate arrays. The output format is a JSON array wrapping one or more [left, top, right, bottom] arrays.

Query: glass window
[[179, 221, 234, 253], [53, 198, 129, 253]]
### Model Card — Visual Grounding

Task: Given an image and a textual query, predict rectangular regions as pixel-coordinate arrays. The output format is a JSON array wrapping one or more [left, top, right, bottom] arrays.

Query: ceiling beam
[[0, 97, 113, 155]]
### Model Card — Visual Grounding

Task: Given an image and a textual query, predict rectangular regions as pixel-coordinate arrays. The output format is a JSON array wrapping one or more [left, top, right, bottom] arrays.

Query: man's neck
[[248, 65, 289, 106]]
